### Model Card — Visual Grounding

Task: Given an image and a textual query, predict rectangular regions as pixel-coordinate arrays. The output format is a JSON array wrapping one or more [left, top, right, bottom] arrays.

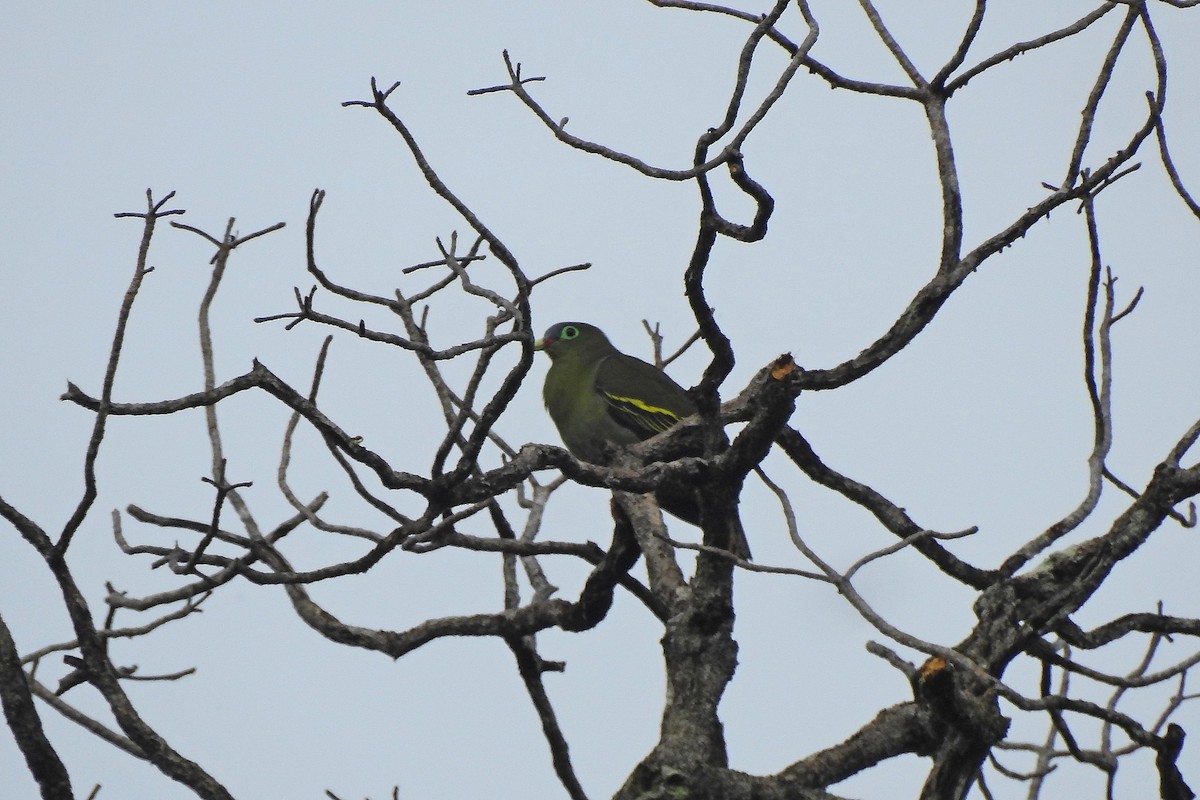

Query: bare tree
[[2, 3, 1199, 799]]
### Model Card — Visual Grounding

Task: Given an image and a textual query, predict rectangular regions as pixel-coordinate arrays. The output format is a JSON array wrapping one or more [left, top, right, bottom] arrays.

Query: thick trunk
[[616, 556, 738, 799]]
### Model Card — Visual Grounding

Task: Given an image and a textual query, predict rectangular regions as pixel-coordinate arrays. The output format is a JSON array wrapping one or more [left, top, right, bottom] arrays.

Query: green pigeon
[[536, 321, 751, 559]]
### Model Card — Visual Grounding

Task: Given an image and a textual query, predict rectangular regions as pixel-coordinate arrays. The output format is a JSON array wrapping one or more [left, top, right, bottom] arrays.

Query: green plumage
[[537, 322, 751, 559]]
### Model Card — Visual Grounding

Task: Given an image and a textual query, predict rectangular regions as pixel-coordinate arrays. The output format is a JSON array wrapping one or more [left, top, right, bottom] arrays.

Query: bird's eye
[[561, 325, 579, 340]]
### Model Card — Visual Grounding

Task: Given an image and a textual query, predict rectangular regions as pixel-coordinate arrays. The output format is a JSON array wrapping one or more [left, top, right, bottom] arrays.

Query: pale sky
[[3, 3, 1199, 798]]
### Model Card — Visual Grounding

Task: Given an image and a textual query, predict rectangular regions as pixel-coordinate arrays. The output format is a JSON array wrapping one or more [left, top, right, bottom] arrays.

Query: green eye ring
[[561, 325, 580, 340]]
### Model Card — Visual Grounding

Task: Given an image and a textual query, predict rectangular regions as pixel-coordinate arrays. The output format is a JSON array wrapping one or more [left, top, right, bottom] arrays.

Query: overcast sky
[[3, 2, 1199, 798]]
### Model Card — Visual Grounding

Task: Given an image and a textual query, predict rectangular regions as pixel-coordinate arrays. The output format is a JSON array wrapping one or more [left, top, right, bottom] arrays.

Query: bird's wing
[[594, 354, 695, 441]]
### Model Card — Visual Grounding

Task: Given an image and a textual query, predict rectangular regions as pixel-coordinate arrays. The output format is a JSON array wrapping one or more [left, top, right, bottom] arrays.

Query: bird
[[536, 321, 751, 559]]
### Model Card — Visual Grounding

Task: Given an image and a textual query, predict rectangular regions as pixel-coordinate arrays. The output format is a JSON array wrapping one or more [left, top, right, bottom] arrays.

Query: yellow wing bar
[[602, 392, 681, 435]]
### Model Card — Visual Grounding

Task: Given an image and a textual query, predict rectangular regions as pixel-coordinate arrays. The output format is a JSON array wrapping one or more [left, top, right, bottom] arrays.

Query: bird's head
[[534, 322, 613, 361]]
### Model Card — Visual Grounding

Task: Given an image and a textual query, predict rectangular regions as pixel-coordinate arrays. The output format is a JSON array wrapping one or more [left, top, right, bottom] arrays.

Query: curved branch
[[1062, 7, 1140, 189], [998, 196, 1116, 577], [856, 0, 925, 87], [774, 427, 997, 588], [931, 0, 985, 88], [0, 612, 73, 797], [277, 515, 643, 656], [946, 6, 1116, 93], [57, 190, 185, 556], [62, 362, 430, 493], [1059, 612, 1200, 649], [506, 636, 589, 800]]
